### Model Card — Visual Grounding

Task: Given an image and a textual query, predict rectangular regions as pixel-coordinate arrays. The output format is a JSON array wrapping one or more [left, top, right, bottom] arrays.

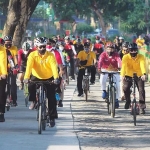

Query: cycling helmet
[[34, 37, 47, 47], [128, 43, 138, 49], [3, 35, 12, 41], [122, 41, 129, 48], [119, 37, 124, 40], [22, 42, 30, 51], [0, 38, 4, 45], [105, 42, 114, 48], [47, 38, 56, 44], [64, 36, 70, 40], [84, 42, 90, 47]]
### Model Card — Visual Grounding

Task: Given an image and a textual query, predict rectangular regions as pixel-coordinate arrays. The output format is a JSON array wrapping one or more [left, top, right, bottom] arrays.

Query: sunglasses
[[129, 49, 137, 52], [39, 45, 46, 49]]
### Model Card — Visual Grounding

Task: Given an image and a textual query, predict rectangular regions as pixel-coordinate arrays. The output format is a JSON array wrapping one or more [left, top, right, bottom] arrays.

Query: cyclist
[[136, 35, 145, 48], [121, 43, 146, 114], [0, 45, 7, 122], [24, 37, 59, 127], [18, 42, 33, 90], [118, 41, 130, 101], [86, 38, 93, 51], [93, 36, 104, 60], [4, 35, 19, 106], [98, 42, 122, 108], [76, 42, 96, 96], [64, 36, 77, 80]]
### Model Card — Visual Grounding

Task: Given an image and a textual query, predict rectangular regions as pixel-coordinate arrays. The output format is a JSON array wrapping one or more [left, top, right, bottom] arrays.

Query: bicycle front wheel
[[111, 86, 116, 118], [133, 102, 136, 126], [42, 101, 46, 131], [107, 85, 111, 114], [38, 105, 42, 134]]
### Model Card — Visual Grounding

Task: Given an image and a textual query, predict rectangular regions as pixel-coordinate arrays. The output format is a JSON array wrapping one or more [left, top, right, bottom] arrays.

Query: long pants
[[123, 76, 145, 104], [77, 66, 96, 94], [28, 76, 57, 119], [7, 73, 17, 103], [69, 57, 75, 79], [100, 73, 120, 99], [0, 79, 6, 113]]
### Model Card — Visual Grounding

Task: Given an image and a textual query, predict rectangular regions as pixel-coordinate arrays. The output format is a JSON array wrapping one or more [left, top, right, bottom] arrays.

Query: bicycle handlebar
[[29, 80, 54, 85], [101, 71, 120, 74]]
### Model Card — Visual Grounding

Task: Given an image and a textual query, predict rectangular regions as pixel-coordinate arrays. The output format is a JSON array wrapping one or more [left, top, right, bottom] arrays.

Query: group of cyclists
[[0, 33, 147, 126]]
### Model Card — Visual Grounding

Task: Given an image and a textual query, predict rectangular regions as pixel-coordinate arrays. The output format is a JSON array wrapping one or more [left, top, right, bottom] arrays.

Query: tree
[[2, 0, 40, 48]]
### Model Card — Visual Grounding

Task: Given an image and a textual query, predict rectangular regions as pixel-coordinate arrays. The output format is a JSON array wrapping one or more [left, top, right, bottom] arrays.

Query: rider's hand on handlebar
[[54, 78, 60, 85], [141, 74, 146, 81], [24, 79, 29, 84], [1, 75, 6, 79]]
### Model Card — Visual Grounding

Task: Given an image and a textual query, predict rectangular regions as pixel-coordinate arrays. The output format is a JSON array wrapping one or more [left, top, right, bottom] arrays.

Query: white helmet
[[119, 37, 124, 40], [34, 37, 47, 47]]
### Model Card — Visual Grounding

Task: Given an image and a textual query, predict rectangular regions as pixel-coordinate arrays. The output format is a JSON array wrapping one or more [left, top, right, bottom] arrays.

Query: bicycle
[[101, 71, 120, 118], [130, 73, 140, 126], [24, 83, 29, 107], [82, 67, 90, 101], [30, 80, 53, 134], [65, 61, 70, 85]]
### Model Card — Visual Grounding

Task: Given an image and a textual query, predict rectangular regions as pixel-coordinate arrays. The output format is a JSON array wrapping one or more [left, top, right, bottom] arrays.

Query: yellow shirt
[[121, 53, 146, 77], [77, 51, 96, 68], [0, 46, 7, 75], [136, 38, 145, 47], [24, 51, 59, 79]]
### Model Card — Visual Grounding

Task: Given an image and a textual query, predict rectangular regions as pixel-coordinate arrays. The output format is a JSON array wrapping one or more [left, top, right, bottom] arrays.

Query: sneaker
[[90, 82, 95, 85], [121, 96, 125, 101], [12, 102, 18, 107], [49, 119, 55, 127], [115, 99, 119, 108], [58, 100, 63, 107], [29, 102, 35, 110], [19, 82, 24, 90], [140, 108, 145, 114], [0, 113, 5, 122], [78, 93, 84, 97], [102, 91, 107, 99], [70, 77, 75, 81], [124, 101, 131, 109]]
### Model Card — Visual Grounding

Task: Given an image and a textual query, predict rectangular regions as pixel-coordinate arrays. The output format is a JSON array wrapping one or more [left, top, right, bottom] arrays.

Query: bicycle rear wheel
[[38, 105, 42, 134], [111, 86, 116, 118], [133, 102, 136, 126]]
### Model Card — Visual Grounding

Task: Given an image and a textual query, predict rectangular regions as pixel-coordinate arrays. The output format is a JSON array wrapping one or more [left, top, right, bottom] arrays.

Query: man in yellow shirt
[[121, 43, 146, 114], [3, 35, 18, 106], [0, 45, 7, 122], [76, 42, 96, 96], [136, 35, 145, 47], [24, 37, 59, 127]]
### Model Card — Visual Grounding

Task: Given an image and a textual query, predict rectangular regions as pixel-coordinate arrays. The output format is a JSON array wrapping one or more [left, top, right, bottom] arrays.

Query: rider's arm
[[58, 49, 65, 65], [18, 50, 22, 67], [71, 45, 77, 55], [116, 53, 122, 69], [140, 55, 146, 74], [0, 48, 7, 75], [24, 54, 34, 79], [120, 56, 126, 77], [92, 52, 97, 65], [12, 46, 18, 66], [97, 53, 104, 70]]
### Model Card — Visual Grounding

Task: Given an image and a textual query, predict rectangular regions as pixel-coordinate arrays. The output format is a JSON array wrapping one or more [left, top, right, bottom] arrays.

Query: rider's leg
[[90, 66, 96, 84], [18, 72, 24, 90], [77, 69, 84, 96]]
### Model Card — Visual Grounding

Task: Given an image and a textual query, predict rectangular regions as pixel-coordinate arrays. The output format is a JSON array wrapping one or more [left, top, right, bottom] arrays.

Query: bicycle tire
[[25, 95, 29, 107], [111, 86, 116, 118], [84, 90, 88, 101], [133, 102, 136, 126], [38, 105, 42, 134], [66, 66, 70, 85], [107, 85, 111, 114], [42, 101, 46, 130]]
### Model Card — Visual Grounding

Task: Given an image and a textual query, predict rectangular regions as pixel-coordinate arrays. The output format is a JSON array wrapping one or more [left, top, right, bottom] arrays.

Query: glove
[[23, 79, 29, 84], [12, 68, 18, 75], [54, 78, 60, 85]]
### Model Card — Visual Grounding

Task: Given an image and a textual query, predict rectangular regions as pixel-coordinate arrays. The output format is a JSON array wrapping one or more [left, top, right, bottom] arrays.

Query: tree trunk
[[2, 0, 40, 48], [13, 0, 40, 48], [2, 0, 21, 38], [94, 10, 106, 36]]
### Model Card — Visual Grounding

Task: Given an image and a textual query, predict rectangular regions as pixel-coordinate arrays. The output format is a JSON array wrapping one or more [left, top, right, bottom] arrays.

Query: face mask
[[5, 43, 12, 49], [130, 52, 137, 57], [59, 46, 64, 51], [84, 48, 89, 52], [107, 51, 114, 56], [96, 40, 99, 43], [23, 51, 28, 55], [38, 49, 46, 55]]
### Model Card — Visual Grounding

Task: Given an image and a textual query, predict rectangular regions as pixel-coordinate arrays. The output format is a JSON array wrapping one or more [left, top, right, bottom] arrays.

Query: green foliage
[[76, 23, 94, 34]]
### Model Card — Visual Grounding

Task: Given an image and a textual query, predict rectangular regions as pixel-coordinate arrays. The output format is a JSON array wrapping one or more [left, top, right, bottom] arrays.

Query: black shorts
[[19, 65, 26, 73]]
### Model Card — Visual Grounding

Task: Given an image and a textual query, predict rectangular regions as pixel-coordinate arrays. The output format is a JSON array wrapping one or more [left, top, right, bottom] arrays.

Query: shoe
[[124, 101, 131, 109], [12, 102, 17, 107], [29, 102, 35, 110], [70, 77, 75, 81], [121, 96, 125, 101], [102, 91, 107, 99], [58, 100, 63, 107], [49, 119, 55, 127], [90, 82, 95, 85], [140, 108, 145, 114], [77, 93, 84, 97], [115, 99, 119, 108], [19, 82, 24, 90], [0, 113, 5, 122]]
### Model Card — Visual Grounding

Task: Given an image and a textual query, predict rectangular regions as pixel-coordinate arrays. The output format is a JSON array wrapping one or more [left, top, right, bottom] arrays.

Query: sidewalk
[[71, 79, 150, 150], [0, 82, 80, 150]]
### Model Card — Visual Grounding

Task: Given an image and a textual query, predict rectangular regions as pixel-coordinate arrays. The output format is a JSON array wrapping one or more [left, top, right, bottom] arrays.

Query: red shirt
[[51, 50, 63, 65], [94, 43, 103, 49], [98, 52, 121, 70], [64, 43, 72, 51]]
